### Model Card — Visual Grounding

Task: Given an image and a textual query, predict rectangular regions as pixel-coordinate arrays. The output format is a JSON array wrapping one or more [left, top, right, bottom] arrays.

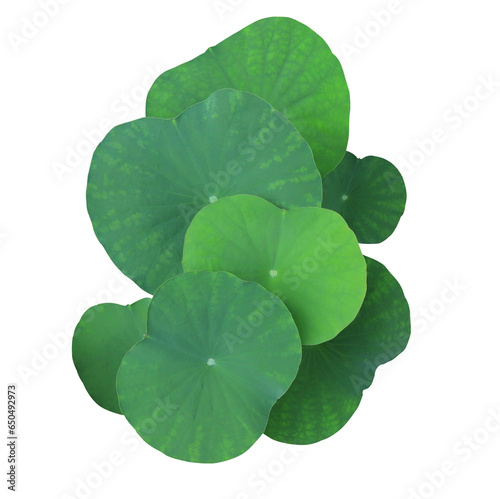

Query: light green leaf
[[183, 194, 366, 345], [146, 17, 349, 176]]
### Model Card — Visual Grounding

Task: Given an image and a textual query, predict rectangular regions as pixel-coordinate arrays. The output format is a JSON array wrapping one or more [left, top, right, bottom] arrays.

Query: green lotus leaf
[[183, 194, 366, 345], [116, 271, 302, 463], [87, 89, 322, 294], [265, 257, 411, 444], [146, 17, 349, 177], [322, 152, 407, 243], [72, 298, 150, 414]]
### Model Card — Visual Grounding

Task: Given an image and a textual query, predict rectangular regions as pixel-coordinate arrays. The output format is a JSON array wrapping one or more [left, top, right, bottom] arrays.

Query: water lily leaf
[[87, 89, 322, 294], [183, 194, 366, 345], [72, 298, 150, 414], [265, 257, 411, 444], [146, 16, 349, 177], [116, 271, 302, 463], [322, 152, 406, 243]]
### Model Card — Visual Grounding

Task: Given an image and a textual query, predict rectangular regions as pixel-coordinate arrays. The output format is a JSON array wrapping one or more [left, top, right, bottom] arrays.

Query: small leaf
[[146, 17, 350, 176], [116, 271, 302, 463], [72, 298, 150, 414], [183, 194, 367, 345], [265, 257, 411, 444], [322, 152, 407, 243]]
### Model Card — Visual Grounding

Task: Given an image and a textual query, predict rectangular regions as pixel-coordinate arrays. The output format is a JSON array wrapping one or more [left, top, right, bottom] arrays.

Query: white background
[[2, 0, 499, 498]]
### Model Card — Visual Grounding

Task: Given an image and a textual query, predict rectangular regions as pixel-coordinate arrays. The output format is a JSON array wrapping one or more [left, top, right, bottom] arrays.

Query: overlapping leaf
[[183, 194, 367, 345], [72, 298, 150, 414], [117, 271, 302, 462], [322, 152, 406, 243], [265, 257, 411, 444], [146, 17, 350, 176], [87, 89, 322, 293]]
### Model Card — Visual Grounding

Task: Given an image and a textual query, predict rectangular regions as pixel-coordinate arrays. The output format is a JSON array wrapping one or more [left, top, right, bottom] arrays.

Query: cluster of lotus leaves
[[73, 17, 410, 463]]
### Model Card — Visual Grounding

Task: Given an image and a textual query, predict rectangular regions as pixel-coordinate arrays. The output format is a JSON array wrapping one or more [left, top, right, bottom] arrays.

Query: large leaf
[[116, 271, 302, 463], [146, 16, 349, 177], [183, 194, 366, 345], [72, 298, 150, 414], [265, 257, 411, 444], [87, 89, 322, 293], [322, 152, 406, 243]]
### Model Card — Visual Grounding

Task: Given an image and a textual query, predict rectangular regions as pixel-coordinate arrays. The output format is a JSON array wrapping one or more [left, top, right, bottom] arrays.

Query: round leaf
[[322, 152, 407, 243], [87, 89, 322, 294], [146, 16, 350, 177], [72, 298, 150, 414], [183, 194, 366, 345], [116, 271, 302, 463], [265, 257, 411, 444]]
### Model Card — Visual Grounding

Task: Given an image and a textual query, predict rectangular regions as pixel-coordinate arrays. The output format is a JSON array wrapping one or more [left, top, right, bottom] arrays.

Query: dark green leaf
[[322, 152, 406, 243], [72, 298, 150, 414], [265, 257, 411, 444]]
